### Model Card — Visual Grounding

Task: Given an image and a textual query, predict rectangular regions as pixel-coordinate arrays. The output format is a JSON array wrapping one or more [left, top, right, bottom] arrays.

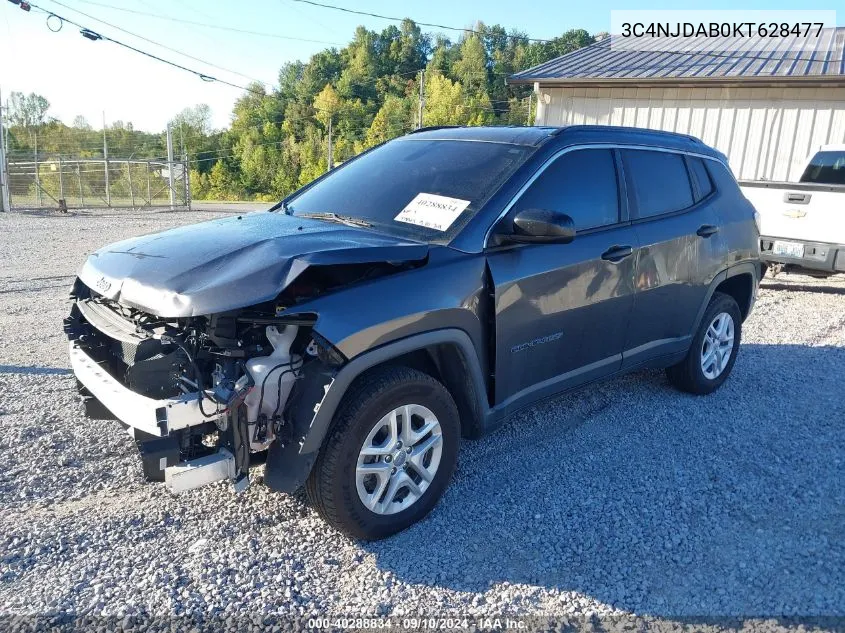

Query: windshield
[[800, 150, 845, 185], [285, 138, 534, 242]]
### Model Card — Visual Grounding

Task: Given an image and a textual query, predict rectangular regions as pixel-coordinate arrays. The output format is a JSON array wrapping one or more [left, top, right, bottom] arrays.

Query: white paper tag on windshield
[[394, 193, 471, 232]]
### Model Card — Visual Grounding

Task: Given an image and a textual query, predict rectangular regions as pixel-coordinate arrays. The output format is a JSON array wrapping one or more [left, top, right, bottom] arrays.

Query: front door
[[486, 148, 639, 412]]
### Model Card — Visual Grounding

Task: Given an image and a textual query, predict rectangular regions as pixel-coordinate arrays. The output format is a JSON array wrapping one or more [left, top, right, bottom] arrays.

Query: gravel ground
[[0, 209, 843, 626]]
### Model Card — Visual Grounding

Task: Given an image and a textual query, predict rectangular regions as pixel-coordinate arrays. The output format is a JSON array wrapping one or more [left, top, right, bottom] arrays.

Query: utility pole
[[526, 93, 532, 126], [57, 156, 64, 202], [327, 117, 333, 171], [417, 69, 425, 130], [103, 112, 110, 207], [166, 124, 175, 210], [0, 88, 10, 213], [34, 131, 41, 207], [180, 123, 190, 209]]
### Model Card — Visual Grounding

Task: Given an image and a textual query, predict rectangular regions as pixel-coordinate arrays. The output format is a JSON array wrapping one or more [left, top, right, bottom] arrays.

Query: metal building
[[510, 28, 845, 181]]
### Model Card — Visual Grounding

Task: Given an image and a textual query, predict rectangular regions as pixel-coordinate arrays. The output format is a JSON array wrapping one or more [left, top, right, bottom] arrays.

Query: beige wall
[[534, 85, 845, 181]]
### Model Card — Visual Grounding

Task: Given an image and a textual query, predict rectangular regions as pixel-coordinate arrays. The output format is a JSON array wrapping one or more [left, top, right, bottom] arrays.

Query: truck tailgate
[[740, 182, 845, 245]]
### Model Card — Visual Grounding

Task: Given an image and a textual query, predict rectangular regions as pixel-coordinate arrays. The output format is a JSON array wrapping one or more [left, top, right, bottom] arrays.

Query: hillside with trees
[[4, 21, 593, 202]]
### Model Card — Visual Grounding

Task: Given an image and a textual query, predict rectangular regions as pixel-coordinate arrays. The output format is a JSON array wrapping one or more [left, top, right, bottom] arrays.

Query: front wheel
[[667, 292, 742, 395], [305, 366, 460, 540]]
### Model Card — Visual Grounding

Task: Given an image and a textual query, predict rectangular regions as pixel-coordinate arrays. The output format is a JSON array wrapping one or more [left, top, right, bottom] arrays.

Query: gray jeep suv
[[66, 126, 761, 539]]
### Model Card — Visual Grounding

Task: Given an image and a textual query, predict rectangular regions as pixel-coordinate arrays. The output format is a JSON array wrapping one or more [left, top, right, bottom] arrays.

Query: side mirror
[[501, 208, 576, 245]]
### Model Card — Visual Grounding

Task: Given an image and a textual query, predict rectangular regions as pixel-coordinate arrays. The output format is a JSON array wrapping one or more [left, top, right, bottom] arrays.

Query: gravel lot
[[0, 209, 843, 626]]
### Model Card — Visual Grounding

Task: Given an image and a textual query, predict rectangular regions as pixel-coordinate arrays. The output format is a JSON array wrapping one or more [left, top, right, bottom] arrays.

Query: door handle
[[601, 245, 634, 262], [784, 192, 810, 204], [696, 224, 719, 238]]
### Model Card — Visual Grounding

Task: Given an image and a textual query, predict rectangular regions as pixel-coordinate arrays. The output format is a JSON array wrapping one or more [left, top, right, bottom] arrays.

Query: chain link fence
[[5, 156, 190, 211]]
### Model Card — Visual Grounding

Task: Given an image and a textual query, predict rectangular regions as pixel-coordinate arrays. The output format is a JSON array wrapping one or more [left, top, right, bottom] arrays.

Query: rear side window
[[800, 150, 845, 185], [622, 149, 694, 218], [515, 149, 619, 230], [687, 157, 715, 201]]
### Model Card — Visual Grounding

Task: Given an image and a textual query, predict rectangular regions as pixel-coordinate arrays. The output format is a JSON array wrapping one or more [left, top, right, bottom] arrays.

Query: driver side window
[[516, 148, 620, 230]]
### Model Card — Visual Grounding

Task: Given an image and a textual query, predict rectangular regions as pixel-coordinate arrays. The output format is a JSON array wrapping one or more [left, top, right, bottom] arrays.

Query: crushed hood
[[78, 212, 428, 317]]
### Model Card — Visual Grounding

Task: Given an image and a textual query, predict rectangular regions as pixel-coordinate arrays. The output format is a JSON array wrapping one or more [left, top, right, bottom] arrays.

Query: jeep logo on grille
[[95, 276, 112, 293]]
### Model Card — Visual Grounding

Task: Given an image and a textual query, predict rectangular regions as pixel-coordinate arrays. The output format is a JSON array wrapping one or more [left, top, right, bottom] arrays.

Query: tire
[[305, 365, 460, 540], [666, 292, 742, 395]]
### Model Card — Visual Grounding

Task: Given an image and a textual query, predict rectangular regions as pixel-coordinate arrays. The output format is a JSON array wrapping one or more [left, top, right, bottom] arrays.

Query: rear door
[[621, 149, 726, 368], [486, 147, 639, 410]]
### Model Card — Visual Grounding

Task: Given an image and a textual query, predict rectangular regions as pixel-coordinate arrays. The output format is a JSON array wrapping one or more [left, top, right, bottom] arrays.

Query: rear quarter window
[[622, 149, 694, 218], [686, 157, 715, 201]]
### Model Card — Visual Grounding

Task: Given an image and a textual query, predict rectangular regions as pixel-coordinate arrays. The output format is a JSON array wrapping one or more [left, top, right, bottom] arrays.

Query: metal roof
[[510, 27, 845, 85]]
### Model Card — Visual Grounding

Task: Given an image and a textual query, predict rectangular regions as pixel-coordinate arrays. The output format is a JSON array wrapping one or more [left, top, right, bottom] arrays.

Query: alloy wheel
[[700, 312, 735, 380], [355, 404, 443, 515]]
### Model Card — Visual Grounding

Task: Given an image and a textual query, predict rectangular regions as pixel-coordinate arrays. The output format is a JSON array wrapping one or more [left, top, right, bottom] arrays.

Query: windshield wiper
[[297, 212, 372, 228], [268, 199, 291, 214]]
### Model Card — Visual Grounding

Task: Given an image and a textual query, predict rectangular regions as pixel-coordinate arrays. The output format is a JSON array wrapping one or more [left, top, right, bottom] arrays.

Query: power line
[[11, 2, 559, 101], [44, 0, 273, 87], [17, 3, 269, 96], [286, 0, 553, 44], [62, 0, 344, 46]]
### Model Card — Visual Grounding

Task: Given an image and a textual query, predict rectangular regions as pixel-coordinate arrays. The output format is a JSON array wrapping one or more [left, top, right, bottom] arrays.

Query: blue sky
[[1, 0, 841, 131]]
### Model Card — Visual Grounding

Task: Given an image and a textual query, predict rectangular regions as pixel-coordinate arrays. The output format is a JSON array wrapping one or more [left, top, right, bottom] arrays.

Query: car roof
[[554, 125, 722, 158], [400, 126, 561, 146], [397, 125, 723, 158]]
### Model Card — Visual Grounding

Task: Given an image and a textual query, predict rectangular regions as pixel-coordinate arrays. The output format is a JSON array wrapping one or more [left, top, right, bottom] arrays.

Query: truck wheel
[[305, 366, 460, 540], [666, 292, 742, 395]]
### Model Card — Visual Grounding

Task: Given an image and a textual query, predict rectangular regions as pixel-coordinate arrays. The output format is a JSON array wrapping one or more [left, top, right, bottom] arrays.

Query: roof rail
[[407, 125, 461, 135]]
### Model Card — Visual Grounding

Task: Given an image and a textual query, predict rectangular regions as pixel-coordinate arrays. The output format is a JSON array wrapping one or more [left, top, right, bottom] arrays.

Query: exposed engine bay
[[63, 276, 351, 493]]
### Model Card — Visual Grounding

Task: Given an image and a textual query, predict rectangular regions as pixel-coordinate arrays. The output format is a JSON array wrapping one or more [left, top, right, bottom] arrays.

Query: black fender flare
[[263, 328, 489, 493], [299, 328, 489, 454], [691, 261, 760, 334]]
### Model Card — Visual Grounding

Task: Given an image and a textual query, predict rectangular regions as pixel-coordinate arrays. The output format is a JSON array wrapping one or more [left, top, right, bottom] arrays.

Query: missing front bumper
[[68, 341, 223, 437]]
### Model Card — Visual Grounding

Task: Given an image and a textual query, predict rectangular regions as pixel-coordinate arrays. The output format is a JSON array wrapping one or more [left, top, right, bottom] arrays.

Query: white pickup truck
[[740, 145, 845, 277]]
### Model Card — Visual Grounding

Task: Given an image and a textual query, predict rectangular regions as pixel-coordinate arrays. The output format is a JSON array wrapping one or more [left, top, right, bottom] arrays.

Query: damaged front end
[[65, 212, 431, 493], [64, 275, 357, 495]]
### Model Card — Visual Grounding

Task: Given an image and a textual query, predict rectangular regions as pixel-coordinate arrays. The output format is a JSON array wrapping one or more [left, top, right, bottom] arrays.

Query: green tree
[[364, 95, 412, 149], [313, 84, 342, 129], [523, 29, 594, 68], [72, 115, 92, 130], [298, 49, 343, 102], [6, 92, 51, 127], [452, 33, 489, 98], [423, 72, 467, 126], [169, 104, 221, 177], [207, 160, 242, 200], [181, 21, 593, 201]]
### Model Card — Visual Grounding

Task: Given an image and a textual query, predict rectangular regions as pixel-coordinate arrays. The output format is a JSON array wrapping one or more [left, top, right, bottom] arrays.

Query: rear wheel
[[667, 292, 741, 395], [305, 366, 460, 540]]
